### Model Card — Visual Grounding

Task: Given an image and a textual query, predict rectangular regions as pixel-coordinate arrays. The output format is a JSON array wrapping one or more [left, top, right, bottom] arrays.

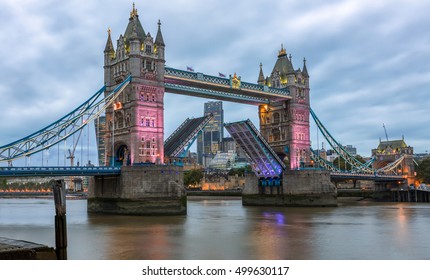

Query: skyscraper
[[197, 101, 224, 165], [94, 115, 106, 166]]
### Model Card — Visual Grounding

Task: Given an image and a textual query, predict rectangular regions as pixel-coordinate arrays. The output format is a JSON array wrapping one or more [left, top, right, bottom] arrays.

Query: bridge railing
[[0, 166, 121, 176]]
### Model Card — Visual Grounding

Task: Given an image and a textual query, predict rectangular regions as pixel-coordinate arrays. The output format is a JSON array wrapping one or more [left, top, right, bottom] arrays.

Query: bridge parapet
[[0, 166, 121, 177]]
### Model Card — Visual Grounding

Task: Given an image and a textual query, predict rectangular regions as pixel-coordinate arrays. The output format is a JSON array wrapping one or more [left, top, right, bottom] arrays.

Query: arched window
[[273, 128, 280, 141], [273, 112, 280, 124], [117, 113, 124, 129]]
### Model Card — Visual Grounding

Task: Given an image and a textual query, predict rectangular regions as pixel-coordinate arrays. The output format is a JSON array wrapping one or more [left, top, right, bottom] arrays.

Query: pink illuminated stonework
[[258, 47, 311, 169], [103, 5, 166, 165]]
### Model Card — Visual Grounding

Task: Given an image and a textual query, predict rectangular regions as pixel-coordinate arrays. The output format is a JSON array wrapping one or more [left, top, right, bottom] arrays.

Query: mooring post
[[53, 180, 67, 260]]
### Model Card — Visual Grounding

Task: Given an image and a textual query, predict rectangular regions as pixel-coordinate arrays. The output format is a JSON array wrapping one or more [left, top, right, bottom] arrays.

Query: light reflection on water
[[1, 197, 430, 260]]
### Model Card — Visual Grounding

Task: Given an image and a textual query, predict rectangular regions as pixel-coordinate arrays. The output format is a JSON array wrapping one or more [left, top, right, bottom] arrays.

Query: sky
[[1, 0, 430, 166]]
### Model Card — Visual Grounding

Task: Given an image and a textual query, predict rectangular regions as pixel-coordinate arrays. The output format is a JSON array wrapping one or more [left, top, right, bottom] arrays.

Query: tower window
[[145, 45, 152, 54]]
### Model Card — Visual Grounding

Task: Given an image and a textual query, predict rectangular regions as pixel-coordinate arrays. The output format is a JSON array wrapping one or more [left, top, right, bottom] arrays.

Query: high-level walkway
[[164, 67, 290, 105]]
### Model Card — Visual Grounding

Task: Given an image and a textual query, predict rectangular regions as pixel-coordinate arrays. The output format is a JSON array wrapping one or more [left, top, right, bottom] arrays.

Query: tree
[[416, 158, 430, 184], [184, 169, 203, 188], [228, 165, 252, 176]]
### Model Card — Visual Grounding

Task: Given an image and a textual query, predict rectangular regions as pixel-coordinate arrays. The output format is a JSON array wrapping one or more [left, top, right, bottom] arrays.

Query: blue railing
[[0, 166, 121, 177]]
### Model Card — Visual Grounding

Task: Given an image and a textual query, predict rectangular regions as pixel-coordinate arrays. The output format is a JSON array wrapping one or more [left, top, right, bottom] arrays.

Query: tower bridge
[[0, 4, 415, 213]]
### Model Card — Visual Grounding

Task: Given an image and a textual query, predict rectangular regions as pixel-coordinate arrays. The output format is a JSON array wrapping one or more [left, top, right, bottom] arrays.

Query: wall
[[242, 170, 337, 207], [88, 165, 186, 215]]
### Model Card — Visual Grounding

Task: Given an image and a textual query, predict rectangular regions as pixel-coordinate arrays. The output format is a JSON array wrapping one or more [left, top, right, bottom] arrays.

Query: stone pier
[[243, 170, 337, 207], [88, 165, 186, 215]]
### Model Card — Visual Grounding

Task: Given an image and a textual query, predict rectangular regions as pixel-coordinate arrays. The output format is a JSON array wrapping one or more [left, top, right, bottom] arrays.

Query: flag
[[186, 66, 194, 72], [218, 72, 226, 78]]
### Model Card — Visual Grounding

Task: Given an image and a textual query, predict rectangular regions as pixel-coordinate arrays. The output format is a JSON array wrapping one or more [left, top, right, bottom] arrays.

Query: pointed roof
[[302, 57, 309, 78], [124, 3, 146, 45], [258, 63, 265, 84], [377, 139, 408, 150], [104, 28, 115, 54], [155, 20, 165, 46], [271, 45, 295, 80]]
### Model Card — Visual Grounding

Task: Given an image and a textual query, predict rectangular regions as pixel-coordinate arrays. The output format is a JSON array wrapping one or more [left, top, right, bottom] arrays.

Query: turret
[[155, 20, 165, 59], [155, 20, 166, 81], [104, 28, 115, 86], [258, 63, 265, 85]]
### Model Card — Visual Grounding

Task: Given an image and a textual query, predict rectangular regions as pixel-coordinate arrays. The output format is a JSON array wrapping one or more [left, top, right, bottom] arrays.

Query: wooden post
[[53, 180, 67, 260]]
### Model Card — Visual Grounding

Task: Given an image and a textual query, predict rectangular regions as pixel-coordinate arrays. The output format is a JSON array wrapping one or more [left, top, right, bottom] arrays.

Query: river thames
[[1, 196, 430, 260]]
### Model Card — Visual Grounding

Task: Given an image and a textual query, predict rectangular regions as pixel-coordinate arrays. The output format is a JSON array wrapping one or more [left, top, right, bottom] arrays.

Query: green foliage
[[1, 178, 7, 190], [228, 165, 252, 176], [333, 155, 366, 171], [416, 158, 430, 184], [184, 169, 203, 187], [1, 179, 56, 191]]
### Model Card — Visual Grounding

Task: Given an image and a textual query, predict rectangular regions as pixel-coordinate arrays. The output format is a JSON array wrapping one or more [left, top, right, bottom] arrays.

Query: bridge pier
[[87, 165, 186, 215], [243, 170, 337, 207]]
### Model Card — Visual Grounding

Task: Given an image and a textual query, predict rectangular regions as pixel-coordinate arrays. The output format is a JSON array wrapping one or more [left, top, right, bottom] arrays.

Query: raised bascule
[[0, 4, 415, 214]]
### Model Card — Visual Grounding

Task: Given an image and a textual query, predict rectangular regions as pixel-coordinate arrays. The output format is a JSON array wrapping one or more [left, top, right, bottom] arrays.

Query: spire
[[302, 57, 309, 78], [155, 19, 165, 46], [278, 44, 287, 57], [104, 28, 115, 54], [124, 3, 145, 46], [130, 2, 138, 19], [272, 44, 294, 79], [258, 62, 265, 84]]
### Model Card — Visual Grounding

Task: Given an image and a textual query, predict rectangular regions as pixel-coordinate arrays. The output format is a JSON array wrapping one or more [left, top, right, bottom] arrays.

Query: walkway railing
[[0, 166, 121, 177]]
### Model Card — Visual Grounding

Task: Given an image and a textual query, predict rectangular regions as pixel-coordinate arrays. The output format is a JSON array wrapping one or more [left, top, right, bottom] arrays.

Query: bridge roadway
[[330, 172, 405, 182], [0, 166, 121, 177]]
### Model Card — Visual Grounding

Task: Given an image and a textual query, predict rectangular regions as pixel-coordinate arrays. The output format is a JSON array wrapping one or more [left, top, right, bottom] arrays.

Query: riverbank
[[186, 189, 242, 196], [0, 192, 87, 199]]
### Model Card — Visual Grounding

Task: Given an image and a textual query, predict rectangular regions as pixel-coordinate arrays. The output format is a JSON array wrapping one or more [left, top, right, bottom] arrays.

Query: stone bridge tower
[[103, 4, 165, 166], [258, 46, 311, 170]]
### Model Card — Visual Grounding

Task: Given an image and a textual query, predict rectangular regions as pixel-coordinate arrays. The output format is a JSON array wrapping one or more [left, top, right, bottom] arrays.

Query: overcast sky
[[1, 0, 430, 166]]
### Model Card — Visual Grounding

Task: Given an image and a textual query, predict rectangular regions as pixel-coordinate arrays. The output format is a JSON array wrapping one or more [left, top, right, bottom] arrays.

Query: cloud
[[1, 0, 430, 167]]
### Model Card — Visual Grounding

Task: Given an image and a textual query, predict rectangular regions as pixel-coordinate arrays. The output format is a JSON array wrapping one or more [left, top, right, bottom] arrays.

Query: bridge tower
[[258, 46, 311, 170], [103, 4, 165, 166]]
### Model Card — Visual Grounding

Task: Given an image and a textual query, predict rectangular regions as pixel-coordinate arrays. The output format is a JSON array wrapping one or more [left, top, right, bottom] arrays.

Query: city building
[[94, 115, 106, 166], [197, 101, 224, 166], [372, 138, 415, 185], [344, 145, 357, 156]]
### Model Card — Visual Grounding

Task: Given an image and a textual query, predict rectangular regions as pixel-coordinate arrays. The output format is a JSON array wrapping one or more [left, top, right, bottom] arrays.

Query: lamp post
[[112, 106, 115, 167]]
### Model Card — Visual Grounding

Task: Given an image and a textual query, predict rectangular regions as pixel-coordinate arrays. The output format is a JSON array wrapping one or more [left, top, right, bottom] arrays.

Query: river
[[1, 197, 430, 260]]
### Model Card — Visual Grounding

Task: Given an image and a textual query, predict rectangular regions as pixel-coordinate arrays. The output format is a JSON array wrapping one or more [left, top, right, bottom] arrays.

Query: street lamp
[[112, 106, 115, 167]]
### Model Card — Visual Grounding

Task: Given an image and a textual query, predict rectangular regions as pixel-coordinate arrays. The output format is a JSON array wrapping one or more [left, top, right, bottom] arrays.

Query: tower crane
[[66, 129, 84, 166], [382, 123, 389, 141]]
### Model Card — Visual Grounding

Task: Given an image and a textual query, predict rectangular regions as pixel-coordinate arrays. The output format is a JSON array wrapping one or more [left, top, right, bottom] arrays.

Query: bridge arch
[[115, 144, 130, 166]]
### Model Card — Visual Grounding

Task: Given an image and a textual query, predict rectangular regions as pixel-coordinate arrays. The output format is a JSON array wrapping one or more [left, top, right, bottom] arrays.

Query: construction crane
[[66, 129, 84, 166], [382, 123, 389, 141]]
